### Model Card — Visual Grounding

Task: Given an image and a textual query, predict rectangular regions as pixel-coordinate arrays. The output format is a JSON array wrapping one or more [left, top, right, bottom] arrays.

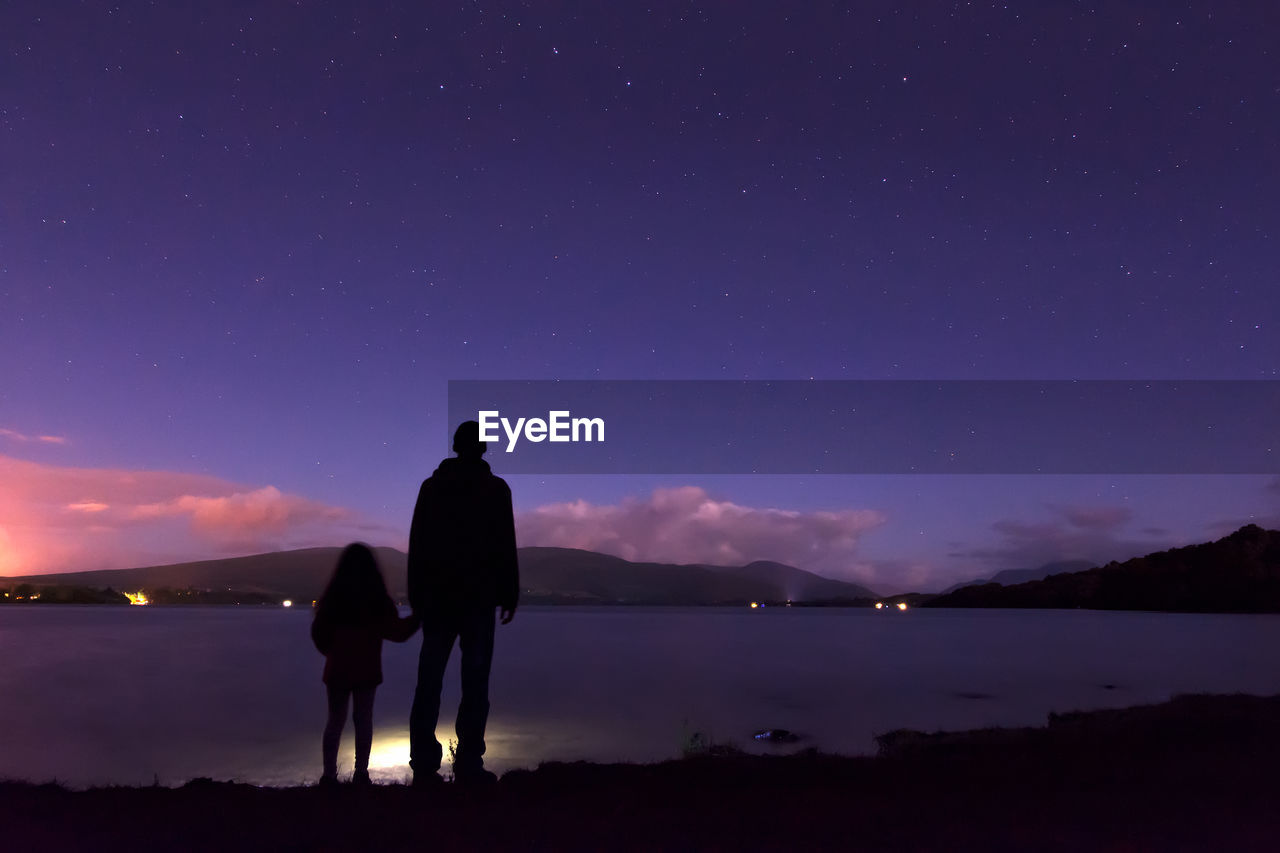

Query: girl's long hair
[[316, 542, 394, 625]]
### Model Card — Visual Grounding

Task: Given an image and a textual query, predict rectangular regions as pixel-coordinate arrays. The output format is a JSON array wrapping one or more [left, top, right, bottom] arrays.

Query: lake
[[2, 605, 1279, 787]]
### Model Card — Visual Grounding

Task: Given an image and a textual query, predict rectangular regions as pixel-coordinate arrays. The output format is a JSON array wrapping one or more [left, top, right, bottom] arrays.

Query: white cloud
[[518, 486, 886, 581]]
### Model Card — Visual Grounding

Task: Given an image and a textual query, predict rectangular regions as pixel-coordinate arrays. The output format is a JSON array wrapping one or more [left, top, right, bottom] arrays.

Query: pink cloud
[[517, 486, 886, 581], [0, 454, 378, 575], [130, 486, 348, 536], [66, 501, 110, 513]]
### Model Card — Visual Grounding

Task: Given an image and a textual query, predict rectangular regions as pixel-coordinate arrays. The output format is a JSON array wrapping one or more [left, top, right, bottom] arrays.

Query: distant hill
[[517, 548, 877, 604], [938, 560, 1096, 594], [3, 547, 876, 606], [926, 525, 1280, 612], [2, 548, 408, 602]]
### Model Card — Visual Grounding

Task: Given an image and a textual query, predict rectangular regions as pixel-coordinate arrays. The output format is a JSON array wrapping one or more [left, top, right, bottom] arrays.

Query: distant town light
[[749, 601, 759, 609], [124, 591, 150, 606], [282, 599, 293, 608], [875, 602, 884, 609], [896, 601, 908, 611]]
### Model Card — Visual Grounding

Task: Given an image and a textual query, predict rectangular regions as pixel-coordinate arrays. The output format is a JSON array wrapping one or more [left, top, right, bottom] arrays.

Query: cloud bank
[[948, 503, 1163, 572], [517, 486, 886, 582], [0, 455, 375, 575]]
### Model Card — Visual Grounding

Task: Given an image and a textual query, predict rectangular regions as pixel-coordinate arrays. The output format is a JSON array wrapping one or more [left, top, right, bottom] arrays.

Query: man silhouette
[[408, 420, 519, 785]]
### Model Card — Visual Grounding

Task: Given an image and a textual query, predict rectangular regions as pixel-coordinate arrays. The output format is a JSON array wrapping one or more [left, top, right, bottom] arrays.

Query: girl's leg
[[352, 686, 376, 774], [322, 684, 351, 780]]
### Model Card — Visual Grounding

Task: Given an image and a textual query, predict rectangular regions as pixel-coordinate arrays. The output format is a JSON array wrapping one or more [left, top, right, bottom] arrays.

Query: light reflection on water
[[2, 605, 1280, 787]]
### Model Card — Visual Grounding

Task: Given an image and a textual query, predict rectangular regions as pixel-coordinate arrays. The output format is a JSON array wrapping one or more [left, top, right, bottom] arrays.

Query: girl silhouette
[[311, 542, 420, 785]]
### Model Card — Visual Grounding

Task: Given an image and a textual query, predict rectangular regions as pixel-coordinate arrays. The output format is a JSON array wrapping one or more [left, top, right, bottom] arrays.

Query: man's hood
[[430, 456, 493, 480]]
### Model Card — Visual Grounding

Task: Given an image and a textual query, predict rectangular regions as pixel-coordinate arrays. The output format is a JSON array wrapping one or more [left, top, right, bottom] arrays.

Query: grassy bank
[[5, 693, 1280, 851]]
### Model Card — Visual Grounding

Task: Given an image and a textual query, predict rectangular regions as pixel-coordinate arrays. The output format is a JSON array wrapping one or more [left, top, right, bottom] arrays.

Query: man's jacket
[[407, 456, 519, 614]]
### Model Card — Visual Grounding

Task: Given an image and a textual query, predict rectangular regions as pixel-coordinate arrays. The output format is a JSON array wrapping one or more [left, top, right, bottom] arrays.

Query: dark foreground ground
[[5, 694, 1280, 852]]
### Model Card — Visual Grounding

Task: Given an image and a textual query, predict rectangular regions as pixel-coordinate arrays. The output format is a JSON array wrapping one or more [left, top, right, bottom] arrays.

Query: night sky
[[3, 2, 1278, 590]]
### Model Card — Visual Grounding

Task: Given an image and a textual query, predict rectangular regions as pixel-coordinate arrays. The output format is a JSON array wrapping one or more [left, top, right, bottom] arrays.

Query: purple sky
[[2, 2, 1278, 591]]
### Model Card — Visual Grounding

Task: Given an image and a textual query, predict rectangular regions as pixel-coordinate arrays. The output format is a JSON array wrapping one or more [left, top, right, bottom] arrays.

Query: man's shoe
[[318, 774, 340, 788], [412, 771, 445, 789], [453, 766, 498, 787], [352, 769, 372, 786]]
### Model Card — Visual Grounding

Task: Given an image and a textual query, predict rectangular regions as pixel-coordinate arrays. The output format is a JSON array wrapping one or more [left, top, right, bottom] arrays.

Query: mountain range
[[2, 547, 878, 606], [13, 526, 1278, 611]]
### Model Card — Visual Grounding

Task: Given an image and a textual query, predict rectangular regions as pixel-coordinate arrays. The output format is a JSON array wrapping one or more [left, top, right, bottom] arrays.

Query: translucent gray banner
[[446, 380, 1280, 474]]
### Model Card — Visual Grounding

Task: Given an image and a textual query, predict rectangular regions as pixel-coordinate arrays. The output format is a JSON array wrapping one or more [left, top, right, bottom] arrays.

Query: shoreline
[[6, 693, 1280, 851]]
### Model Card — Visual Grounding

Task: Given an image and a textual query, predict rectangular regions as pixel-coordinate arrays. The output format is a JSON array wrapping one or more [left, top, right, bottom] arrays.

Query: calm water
[[2, 605, 1279, 787]]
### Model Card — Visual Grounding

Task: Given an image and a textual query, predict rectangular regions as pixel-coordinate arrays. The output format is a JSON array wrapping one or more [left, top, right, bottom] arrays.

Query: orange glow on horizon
[[0, 453, 368, 575], [0, 526, 22, 576]]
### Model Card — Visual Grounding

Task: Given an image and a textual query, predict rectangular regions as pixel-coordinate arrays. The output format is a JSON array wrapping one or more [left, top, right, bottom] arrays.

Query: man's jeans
[[409, 604, 497, 773]]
